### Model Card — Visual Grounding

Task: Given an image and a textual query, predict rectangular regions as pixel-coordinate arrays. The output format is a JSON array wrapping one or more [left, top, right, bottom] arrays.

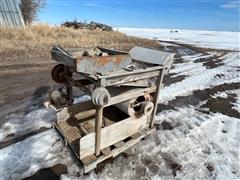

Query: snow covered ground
[[0, 31, 239, 180], [115, 27, 240, 51]]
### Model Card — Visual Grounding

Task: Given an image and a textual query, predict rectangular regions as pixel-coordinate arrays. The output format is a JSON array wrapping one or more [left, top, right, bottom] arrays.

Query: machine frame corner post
[[149, 68, 165, 128], [95, 105, 104, 156]]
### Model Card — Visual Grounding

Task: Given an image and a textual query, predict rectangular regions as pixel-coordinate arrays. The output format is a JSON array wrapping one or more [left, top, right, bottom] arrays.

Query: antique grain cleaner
[[45, 46, 174, 173]]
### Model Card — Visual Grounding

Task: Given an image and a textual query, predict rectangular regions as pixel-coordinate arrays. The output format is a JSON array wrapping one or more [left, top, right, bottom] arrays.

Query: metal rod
[[64, 66, 73, 105]]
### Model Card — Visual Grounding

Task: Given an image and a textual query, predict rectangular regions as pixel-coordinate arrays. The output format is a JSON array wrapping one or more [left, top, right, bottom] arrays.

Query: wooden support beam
[[95, 106, 103, 156], [105, 70, 160, 86], [149, 69, 165, 128], [106, 86, 156, 107], [70, 100, 95, 114]]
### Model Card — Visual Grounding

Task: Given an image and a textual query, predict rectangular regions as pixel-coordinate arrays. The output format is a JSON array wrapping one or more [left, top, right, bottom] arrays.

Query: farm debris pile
[[61, 20, 113, 31]]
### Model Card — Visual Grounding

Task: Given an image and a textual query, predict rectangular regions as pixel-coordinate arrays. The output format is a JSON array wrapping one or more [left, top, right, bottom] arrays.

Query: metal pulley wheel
[[92, 87, 111, 106], [51, 64, 65, 84]]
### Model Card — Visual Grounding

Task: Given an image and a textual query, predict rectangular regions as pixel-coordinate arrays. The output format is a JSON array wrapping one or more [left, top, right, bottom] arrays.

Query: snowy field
[[115, 27, 240, 51], [0, 30, 240, 180]]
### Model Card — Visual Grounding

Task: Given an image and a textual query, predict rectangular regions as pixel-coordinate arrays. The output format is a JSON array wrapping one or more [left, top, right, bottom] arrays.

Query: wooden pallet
[[54, 111, 156, 173]]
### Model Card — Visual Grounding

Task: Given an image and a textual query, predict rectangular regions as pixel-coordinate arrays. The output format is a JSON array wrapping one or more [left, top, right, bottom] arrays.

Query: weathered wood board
[[82, 128, 156, 173], [106, 86, 156, 107], [79, 115, 149, 159]]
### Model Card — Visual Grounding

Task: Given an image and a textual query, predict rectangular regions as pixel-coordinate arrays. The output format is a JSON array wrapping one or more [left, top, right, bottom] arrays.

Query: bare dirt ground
[[0, 58, 56, 117], [0, 40, 239, 179]]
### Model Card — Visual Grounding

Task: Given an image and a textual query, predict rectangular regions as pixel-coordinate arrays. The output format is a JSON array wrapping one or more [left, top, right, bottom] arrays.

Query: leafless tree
[[20, 0, 46, 24]]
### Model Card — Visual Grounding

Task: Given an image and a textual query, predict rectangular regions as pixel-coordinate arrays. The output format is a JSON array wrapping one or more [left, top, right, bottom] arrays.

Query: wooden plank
[[56, 107, 70, 121], [111, 128, 155, 157], [101, 147, 111, 156], [103, 117, 114, 126], [119, 79, 149, 87], [82, 64, 163, 82], [81, 120, 95, 133], [83, 128, 156, 173], [113, 141, 125, 148], [80, 125, 90, 135], [103, 118, 126, 149], [43, 101, 57, 110], [74, 109, 96, 120], [57, 108, 95, 123], [95, 106, 103, 156], [81, 155, 97, 166], [149, 69, 165, 128], [131, 132, 141, 139], [105, 70, 160, 86], [105, 86, 156, 107], [56, 121, 81, 143], [83, 154, 110, 173], [70, 100, 95, 114], [56, 100, 95, 122], [79, 115, 148, 159], [64, 128, 81, 143], [99, 65, 163, 79]]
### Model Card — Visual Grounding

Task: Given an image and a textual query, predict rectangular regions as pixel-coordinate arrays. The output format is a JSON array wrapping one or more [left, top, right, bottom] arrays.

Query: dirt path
[[0, 58, 57, 117]]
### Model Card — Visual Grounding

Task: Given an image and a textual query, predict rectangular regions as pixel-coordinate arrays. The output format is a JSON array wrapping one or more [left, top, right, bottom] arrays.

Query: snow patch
[[74, 95, 91, 104], [0, 108, 56, 142], [0, 129, 79, 179], [160, 52, 240, 103], [115, 27, 240, 51]]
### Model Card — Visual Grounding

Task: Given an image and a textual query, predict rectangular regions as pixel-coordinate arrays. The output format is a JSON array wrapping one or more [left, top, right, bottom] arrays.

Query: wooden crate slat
[[101, 147, 112, 156], [113, 141, 125, 148], [83, 128, 156, 173], [56, 121, 82, 143], [79, 115, 148, 159], [105, 70, 160, 86], [81, 155, 97, 166]]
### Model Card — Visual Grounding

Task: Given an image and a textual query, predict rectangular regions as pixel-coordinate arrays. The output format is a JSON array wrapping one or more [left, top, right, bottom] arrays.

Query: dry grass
[[0, 24, 159, 59]]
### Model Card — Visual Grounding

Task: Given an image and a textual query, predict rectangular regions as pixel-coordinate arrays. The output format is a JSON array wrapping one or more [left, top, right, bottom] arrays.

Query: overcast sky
[[39, 0, 240, 31]]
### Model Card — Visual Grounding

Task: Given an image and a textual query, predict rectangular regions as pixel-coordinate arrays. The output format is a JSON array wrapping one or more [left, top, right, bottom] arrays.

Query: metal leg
[[64, 66, 73, 105], [95, 106, 103, 156]]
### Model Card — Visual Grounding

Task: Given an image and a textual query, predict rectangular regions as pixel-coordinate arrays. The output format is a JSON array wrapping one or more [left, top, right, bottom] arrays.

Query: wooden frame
[[55, 119, 156, 173]]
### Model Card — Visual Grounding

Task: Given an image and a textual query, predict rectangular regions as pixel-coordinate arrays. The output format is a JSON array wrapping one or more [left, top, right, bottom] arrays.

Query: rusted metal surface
[[51, 46, 131, 75], [76, 54, 131, 75]]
